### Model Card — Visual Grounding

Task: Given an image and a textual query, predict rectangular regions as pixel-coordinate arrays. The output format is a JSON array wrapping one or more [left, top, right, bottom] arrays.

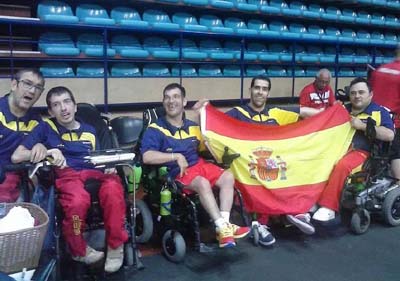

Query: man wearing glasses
[[0, 68, 45, 202]]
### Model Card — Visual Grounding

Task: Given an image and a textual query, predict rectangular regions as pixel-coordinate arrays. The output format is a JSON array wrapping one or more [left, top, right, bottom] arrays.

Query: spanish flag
[[201, 104, 355, 215]]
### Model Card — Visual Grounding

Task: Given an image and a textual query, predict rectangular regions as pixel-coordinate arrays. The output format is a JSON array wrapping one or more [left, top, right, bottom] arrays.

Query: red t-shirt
[[371, 59, 400, 128], [299, 82, 335, 109]]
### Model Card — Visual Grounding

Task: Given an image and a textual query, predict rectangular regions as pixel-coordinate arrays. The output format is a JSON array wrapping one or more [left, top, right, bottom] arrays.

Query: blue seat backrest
[[289, 23, 306, 33], [268, 66, 287, 76], [247, 42, 267, 52], [358, 10, 371, 20], [172, 64, 197, 76], [224, 17, 248, 29], [341, 47, 355, 55], [76, 62, 106, 77], [269, 43, 288, 53], [37, 0, 75, 17], [247, 19, 268, 31], [143, 36, 172, 49], [224, 41, 243, 52], [172, 38, 199, 50], [341, 28, 356, 38], [199, 14, 225, 28], [307, 46, 323, 54], [172, 12, 199, 25], [77, 33, 104, 48], [198, 64, 222, 76], [111, 35, 142, 49], [199, 39, 224, 51], [325, 27, 341, 37], [308, 25, 324, 35], [76, 4, 111, 20], [111, 62, 141, 77], [269, 21, 288, 32], [142, 63, 170, 76], [223, 65, 241, 76], [247, 0, 268, 6], [111, 6, 142, 22], [357, 30, 371, 39], [39, 32, 75, 47], [143, 9, 172, 23], [40, 62, 74, 77], [246, 65, 266, 76], [371, 31, 384, 40]]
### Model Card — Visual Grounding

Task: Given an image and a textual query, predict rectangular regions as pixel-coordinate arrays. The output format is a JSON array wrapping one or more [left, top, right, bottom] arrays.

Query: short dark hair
[[349, 76, 371, 92], [250, 75, 271, 91], [163, 83, 186, 98], [46, 86, 76, 109], [13, 68, 45, 85]]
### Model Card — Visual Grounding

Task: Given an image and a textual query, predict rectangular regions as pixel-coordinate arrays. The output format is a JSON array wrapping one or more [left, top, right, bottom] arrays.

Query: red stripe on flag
[[205, 103, 350, 141], [235, 181, 326, 214]]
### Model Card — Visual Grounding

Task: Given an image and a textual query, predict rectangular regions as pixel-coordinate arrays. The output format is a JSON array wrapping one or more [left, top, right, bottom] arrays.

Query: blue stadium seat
[[259, 0, 280, 14], [322, 27, 341, 42], [183, 0, 209, 6], [172, 13, 208, 32], [356, 30, 371, 44], [224, 17, 258, 35], [268, 0, 287, 13], [339, 28, 356, 43], [143, 37, 179, 59], [111, 63, 141, 77], [354, 67, 367, 77], [229, 0, 258, 12], [76, 4, 115, 25], [269, 21, 289, 37], [199, 39, 234, 60], [223, 65, 241, 76], [198, 64, 223, 76], [339, 47, 355, 64], [142, 63, 171, 76], [303, 4, 323, 19], [305, 67, 319, 77], [371, 13, 385, 26], [372, 0, 387, 5], [320, 46, 337, 63], [370, 31, 385, 45], [294, 45, 306, 62], [76, 33, 116, 57], [171, 64, 198, 76], [385, 14, 399, 28], [37, 0, 78, 23], [287, 23, 305, 39], [339, 9, 356, 23], [142, 9, 179, 30], [76, 62, 106, 77], [293, 67, 306, 77], [111, 35, 149, 58], [267, 66, 288, 77], [373, 50, 386, 65], [284, 1, 307, 17], [300, 46, 322, 63], [224, 41, 257, 61], [271, 43, 291, 62], [38, 32, 80, 56], [199, 15, 234, 34], [322, 6, 341, 21], [355, 10, 371, 25], [387, 0, 400, 8], [172, 39, 207, 60], [247, 42, 268, 59], [246, 65, 266, 76], [384, 32, 398, 45], [40, 62, 74, 77], [305, 25, 324, 40], [338, 67, 354, 77], [247, 19, 279, 37], [110, 7, 149, 28], [209, 0, 235, 9], [255, 43, 280, 62], [354, 48, 371, 64]]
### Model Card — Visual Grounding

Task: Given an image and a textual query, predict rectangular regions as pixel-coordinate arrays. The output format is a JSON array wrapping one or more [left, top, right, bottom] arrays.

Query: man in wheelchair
[[141, 83, 250, 248], [11, 86, 128, 273], [313, 77, 395, 222]]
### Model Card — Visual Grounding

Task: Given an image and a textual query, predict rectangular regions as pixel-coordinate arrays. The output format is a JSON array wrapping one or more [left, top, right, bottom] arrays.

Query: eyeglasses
[[17, 79, 45, 93]]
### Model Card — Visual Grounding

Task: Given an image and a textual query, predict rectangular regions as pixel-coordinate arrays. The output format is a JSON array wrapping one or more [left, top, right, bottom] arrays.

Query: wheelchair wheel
[[134, 199, 153, 243], [252, 224, 259, 247], [382, 188, 400, 226], [162, 230, 186, 263], [350, 209, 370, 234]]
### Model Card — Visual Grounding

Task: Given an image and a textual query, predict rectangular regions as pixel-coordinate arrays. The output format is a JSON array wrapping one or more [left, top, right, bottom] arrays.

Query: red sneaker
[[230, 224, 251, 239]]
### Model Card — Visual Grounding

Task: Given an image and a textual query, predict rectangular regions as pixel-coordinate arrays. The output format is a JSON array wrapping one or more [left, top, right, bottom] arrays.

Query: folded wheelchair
[[139, 108, 249, 263], [341, 117, 400, 234]]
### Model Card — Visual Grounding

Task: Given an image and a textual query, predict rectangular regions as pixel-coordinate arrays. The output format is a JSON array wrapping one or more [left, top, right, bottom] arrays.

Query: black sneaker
[[286, 213, 315, 235], [258, 224, 276, 246]]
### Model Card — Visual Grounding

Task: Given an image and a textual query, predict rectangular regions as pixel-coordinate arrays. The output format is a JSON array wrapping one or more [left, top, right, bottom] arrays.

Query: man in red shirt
[[371, 44, 400, 181], [299, 68, 336, 110]]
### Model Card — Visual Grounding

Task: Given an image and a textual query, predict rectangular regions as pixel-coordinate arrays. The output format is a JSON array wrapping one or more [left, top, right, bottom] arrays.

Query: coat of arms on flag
[[200, 104, 355, 215]]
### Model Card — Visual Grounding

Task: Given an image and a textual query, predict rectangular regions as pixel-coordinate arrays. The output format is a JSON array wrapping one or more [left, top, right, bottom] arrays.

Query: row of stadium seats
[[36, 2, 400, 39], [37, 32, 394, 64], [37, 1, 400, 29], [39, 62, 367, 77]]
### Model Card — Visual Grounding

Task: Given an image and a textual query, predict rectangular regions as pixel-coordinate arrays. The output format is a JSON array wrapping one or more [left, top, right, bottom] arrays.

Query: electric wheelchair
[[139, 107, 249, 263], [340, 117, 400, 234]]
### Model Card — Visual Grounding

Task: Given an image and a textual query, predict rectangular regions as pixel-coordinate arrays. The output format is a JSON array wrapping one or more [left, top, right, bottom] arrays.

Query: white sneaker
[[312, 207, 335, 222], [105, 245, 124, 273], [71, 246, 104, 265]]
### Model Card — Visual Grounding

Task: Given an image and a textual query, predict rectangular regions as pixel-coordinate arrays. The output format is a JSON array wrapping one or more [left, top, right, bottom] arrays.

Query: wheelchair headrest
[[110, 116, 143, 146]]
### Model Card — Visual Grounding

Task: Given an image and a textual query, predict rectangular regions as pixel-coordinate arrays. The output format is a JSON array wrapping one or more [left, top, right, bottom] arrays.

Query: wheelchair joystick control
[[160, 188, 172, 216]]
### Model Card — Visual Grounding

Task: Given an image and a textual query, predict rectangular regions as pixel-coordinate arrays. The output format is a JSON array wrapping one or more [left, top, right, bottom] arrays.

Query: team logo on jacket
[[248, 147, 287, 181]]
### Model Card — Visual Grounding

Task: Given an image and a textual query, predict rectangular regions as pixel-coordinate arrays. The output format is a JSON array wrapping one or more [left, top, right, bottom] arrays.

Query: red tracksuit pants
[[55, 168, 128, 257], [318, 150, 369, 212], [0, 172, 21, 203]]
